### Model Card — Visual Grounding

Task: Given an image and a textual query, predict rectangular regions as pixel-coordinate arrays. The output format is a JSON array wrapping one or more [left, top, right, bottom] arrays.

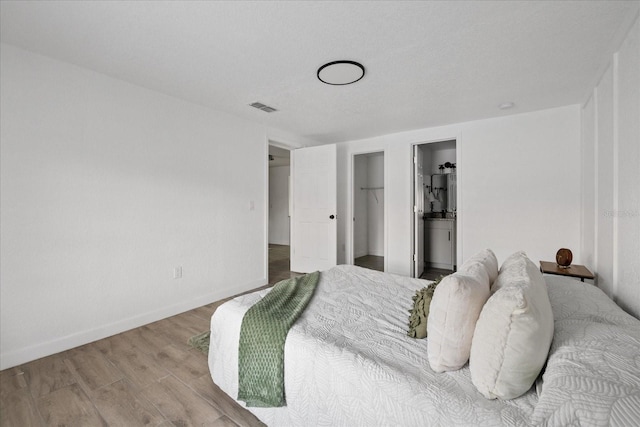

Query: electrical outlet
[[173, 266, 183, 279]]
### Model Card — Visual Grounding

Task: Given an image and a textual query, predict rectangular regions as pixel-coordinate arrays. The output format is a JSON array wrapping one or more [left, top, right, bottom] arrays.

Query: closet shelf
[[361, 186, 383, 203]]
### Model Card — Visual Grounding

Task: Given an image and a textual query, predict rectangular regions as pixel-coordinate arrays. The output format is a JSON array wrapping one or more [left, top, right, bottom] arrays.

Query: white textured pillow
[[470, 254, 554, 399], [459, 249, 499, 285], [498, 250, 528, 272], [427, 269, 491, 372], [491, 250, 528, 294]]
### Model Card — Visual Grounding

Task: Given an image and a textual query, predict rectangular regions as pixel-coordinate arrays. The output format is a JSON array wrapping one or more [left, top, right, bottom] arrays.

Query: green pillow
[[407, 275, 446, 339]]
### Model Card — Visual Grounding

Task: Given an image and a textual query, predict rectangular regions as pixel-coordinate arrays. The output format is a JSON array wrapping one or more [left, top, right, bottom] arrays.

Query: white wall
[[581, 97, 596, 271], [268, 166, 290, 245], [0, 44, 277, 369], [615, 14, 640, 319], [337, 105, 582, 277], [366, 153, 384, 257], [353, 155, 369, 258], [581, 14, 640, 318], [428, 146, 456, 176], [596, 64, 616, 298]]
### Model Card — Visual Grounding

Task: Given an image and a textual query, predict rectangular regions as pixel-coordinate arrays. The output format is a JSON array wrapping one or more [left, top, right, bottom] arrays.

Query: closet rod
[[360, 186, 384, 190]]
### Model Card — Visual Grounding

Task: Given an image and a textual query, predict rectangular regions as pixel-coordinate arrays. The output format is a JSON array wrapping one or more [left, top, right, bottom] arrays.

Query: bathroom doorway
[[412, 140, 457, 279]]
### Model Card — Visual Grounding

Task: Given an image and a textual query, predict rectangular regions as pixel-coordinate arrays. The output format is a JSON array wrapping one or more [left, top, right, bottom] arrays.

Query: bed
[[208, 264, 640, 426]]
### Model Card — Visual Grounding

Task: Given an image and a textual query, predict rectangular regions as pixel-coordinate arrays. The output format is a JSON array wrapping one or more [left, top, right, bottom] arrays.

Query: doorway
[[268, 144, 297, 283], [353, 151, 385, 272], [412, 140, 457, 279]]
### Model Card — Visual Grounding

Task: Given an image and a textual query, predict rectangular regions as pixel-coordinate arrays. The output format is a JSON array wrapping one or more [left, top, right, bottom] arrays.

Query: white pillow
[[427, 269, 491, 372], [456, 260, 490, 288], [498, 250, 528, 272], [470, 254, 554, 400], [491, 250, 528, 294], [459, 249, 499, 285]]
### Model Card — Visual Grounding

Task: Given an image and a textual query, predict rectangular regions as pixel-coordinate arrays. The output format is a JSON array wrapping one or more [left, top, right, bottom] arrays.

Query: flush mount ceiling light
[[317, 60, 365, 85]]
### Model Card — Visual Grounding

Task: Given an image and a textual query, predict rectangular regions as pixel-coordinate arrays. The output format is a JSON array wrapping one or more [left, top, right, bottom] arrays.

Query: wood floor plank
[[0, 367, 27, 401], [96, 334, 170, 388], [36, 384, 106, 427], [354, 254, 384, 272], [64, 344, 123, 392], [121, 325, 174, 356], [91, 378, 165, 426], [94, 332, 135, 357], [188, 375, 265, 427], [140, 374, 222, 426], [190, 304, 216, 322], [149, 318, 192, 347], [174, 310, 211, 332], [206, 299, 231, 311], [21, 353, 77, 398], [211, 414, 241, 427], [188, 345, 209, 363], [152, 344, 209, 384], [0, 388, 43, 427], [144, 317, 174, 335], [161, 314, 205, 346]]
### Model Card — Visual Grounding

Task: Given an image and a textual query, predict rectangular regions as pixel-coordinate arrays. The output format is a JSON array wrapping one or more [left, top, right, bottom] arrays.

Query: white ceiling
[[1, 1, 638, 145]]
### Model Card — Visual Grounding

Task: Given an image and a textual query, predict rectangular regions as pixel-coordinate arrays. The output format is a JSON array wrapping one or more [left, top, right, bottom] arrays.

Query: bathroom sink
[[424, 212, 456, 220]]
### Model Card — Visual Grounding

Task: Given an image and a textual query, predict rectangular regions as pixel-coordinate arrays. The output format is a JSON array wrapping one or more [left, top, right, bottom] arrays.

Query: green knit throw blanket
[[237, 271, 320, 407], [407, 275, 446, 339]]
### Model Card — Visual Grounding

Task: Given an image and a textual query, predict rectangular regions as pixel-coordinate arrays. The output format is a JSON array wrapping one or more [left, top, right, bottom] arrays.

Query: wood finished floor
[[353, 255, 452, 281], [354, 255, 384, 272], [0, 245, 297, 427], [420, 267, 454, 281]]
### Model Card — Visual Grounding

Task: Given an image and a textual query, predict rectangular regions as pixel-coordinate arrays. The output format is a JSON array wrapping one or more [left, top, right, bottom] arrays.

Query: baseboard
[[268, 240, 290, 246], [428, 262, 454, 271], [0, 277, 267, 370], [354, 250, 368, 259]]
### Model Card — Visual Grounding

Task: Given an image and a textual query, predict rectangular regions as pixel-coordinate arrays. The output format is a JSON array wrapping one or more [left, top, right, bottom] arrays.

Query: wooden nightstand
[[539, 261, 595, 282]]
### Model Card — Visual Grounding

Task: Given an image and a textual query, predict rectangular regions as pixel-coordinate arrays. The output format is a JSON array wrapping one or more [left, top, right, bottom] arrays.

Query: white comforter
[[534, 277, 640, 426], [209, 265, 640, 426], [209, 265, 537, 426]]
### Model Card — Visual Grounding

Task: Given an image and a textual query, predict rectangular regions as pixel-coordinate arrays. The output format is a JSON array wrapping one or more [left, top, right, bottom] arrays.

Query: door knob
[[329, 215, 335, 219]]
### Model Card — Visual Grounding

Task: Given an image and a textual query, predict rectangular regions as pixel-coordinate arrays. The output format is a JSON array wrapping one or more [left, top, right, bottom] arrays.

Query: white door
[[290, 144, 337, 273], [414, 145, 425, 278]]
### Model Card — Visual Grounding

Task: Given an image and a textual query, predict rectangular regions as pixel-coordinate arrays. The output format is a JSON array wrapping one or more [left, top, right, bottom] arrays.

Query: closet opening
[[352, 151, 385, 272]]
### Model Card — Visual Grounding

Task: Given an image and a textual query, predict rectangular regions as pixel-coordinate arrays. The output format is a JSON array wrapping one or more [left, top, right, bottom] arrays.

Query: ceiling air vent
[[250, 102, 278, 113]]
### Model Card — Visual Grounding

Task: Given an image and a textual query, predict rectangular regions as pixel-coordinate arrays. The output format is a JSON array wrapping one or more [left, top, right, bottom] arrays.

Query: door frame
[[413, 144, 425, 278], [411, 138, 461, 278], [265, 139, 296, 282], [347, 149, 388, 272]]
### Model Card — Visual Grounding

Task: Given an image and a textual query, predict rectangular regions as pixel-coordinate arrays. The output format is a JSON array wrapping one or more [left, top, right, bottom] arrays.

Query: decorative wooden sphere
[[556, 248, 573, 267]]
